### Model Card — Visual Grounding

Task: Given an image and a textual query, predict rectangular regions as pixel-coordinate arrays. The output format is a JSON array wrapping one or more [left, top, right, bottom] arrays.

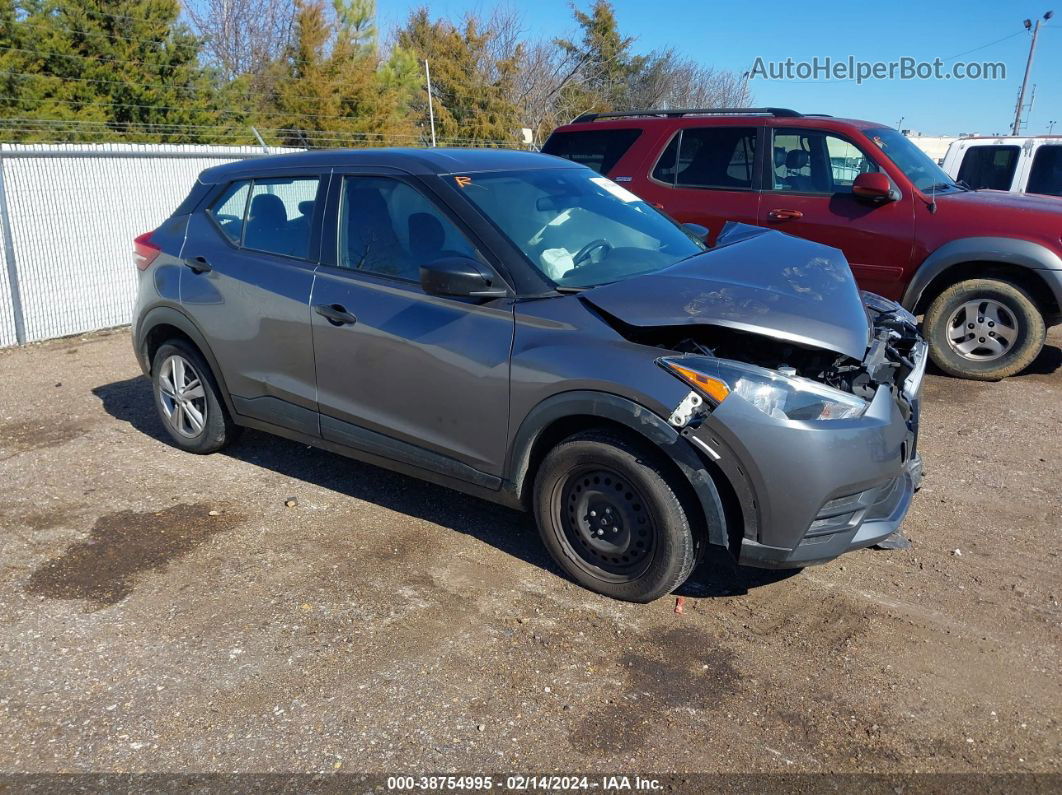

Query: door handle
[[184, 255, 212, 273], [314, 303, 358, 326], [767, 208, 803, 221]]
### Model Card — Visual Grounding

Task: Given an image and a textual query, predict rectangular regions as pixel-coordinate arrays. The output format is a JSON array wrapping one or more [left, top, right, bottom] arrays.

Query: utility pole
[[1012, 11, 1053, 135], [424, 60, 437, 148]]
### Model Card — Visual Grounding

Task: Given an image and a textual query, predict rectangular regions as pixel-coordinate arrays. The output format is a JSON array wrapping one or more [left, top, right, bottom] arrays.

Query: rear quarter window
[[541, 129, 642, 175]]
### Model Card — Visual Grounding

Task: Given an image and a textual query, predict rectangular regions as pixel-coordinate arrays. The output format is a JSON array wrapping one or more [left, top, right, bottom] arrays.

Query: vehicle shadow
[[925, 341, 1061, 379], [93, 376, 795, 600]]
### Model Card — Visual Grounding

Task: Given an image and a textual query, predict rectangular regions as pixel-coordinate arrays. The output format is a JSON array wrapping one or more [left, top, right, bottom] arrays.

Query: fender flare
[[135, 305, 237, 417], [505, 390, 729, 548], [902, 236, 1062, 312]]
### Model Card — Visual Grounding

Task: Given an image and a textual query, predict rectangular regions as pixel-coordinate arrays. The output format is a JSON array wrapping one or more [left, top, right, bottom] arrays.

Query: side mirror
[[852, 172, 898, 204], [681, 222, 710, 242], [420, 256, 508, 299]]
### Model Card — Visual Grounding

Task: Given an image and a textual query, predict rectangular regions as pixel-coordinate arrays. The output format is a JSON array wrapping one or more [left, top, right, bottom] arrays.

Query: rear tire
[[924, 278, 1045, 380], [532, 430, 697, 603], [151, 339, 239, 454]]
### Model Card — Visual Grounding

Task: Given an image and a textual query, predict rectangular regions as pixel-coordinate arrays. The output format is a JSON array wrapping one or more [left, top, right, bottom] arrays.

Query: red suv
[[543, 108, 1062, 380]]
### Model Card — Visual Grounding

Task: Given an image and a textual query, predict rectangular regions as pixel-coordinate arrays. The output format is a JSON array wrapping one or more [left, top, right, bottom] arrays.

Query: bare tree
[[627, 50, 751, 110], [183, 0, 297, 81]]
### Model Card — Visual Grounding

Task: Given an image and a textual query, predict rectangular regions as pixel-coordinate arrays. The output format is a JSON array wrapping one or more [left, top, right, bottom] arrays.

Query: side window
[[243, 177, 319, 259], [1027, 145, 1062, 197], [209, 180, 251, 243], [957, 146, 1020, 191], [671, 127, 756, 188], [771, 129, 877, 193], [339, 176, 479, 281], [826, 136, 876, 189], [541, 129, 642, 174], [658, 127, 757, 189]]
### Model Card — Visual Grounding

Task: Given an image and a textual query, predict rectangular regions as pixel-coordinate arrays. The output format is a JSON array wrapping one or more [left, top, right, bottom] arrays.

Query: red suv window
[[652, 127, 758, 190], [541, 129, 642, 174]]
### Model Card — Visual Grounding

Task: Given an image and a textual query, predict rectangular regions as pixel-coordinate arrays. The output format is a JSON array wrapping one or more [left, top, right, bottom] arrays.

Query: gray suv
[[132, 148, 927, 602]]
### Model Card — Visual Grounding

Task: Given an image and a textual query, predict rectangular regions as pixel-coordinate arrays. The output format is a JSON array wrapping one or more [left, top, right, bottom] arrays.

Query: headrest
[[249, 193, 286, 226], [785, 149, 809, 170]]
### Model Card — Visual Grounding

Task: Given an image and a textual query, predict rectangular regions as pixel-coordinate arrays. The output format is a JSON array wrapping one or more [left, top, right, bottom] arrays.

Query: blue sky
[[378, 0, 1061, 136]]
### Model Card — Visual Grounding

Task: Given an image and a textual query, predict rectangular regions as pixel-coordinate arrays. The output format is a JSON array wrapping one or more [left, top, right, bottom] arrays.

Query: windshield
[[865, 127, 958, 193], [450, 168, 707, 289]]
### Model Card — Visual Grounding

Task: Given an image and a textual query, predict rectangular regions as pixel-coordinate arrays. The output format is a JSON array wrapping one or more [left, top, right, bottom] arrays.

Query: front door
[[310, 174, 514, 482], [758, 127, 916, 300]]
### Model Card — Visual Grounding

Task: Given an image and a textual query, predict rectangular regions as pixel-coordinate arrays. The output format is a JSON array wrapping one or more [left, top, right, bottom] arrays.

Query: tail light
[[134, 231, 161, 271]]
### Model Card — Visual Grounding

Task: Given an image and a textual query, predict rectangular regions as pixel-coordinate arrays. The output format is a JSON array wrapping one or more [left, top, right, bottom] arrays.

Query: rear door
[[181, 171, 326, 435], [632, 123, 764, 243], [309, 171, 514, 482], [758, 127, 915, 299]]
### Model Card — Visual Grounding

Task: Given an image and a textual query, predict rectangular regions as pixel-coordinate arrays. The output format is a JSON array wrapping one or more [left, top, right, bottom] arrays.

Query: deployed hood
[[582, 223, 871, 360]]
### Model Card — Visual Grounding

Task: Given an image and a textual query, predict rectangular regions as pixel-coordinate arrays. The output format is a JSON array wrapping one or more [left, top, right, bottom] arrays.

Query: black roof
[[198, 147, 573, 183]]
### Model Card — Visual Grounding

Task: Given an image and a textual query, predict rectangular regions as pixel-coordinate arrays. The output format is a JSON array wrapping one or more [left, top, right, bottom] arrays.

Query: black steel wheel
[[533, 429, 698, 603]]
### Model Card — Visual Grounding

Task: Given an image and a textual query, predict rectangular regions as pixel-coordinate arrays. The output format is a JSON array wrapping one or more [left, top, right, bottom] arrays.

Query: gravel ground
[[0, 327, 1059, 776]]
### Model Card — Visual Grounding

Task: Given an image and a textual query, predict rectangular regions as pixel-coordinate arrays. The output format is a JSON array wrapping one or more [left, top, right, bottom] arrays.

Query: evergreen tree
[[554, 0, 646, 114], [395, 8, 522, 145], [0, 0, 224, 142], [263, 0, 420, 148]]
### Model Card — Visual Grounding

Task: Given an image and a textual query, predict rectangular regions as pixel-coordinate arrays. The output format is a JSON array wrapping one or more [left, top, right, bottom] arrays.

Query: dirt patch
[[0, 419, 85, 458], [24, 503, 242, 607], [569, 628, 740, 755]]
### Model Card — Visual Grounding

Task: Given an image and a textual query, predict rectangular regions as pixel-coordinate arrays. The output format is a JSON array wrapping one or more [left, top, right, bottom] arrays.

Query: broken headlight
[[659, 356, 868, 421]]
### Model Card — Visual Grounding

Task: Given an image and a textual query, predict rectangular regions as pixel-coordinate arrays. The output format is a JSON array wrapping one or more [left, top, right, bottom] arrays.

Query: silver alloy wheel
[[158, 354, 208, 438], [945, 298, 1018, 362]]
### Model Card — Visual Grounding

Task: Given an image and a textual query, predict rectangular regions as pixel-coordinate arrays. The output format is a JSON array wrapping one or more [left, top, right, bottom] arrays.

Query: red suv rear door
[[630, 121, 764, 243], [758, 126, 915, 299]]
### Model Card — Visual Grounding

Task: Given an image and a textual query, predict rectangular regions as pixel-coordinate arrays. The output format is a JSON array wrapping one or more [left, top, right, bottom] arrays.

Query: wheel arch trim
[[135, 305, 237, 418], [505, 390, 729, 548], [903, 237, 1062, 313]]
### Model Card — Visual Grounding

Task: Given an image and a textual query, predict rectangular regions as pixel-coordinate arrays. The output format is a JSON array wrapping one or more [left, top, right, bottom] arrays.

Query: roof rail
[[572, 107, 803, 123]]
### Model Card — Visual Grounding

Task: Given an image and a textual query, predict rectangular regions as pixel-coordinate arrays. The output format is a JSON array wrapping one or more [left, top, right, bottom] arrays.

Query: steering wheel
[[572, 238, 612, 267]]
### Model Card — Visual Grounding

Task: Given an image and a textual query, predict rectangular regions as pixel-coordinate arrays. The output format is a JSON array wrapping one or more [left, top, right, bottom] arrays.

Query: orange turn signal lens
[[665, 362, 731, 404]]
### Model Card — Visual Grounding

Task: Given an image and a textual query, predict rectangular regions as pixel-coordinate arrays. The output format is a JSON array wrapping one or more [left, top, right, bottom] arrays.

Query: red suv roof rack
[[572, 107, 803, 123]]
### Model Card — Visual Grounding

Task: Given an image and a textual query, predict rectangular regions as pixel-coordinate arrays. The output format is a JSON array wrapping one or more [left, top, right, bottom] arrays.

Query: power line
[[0, 117, 516, 146], [0, 67, 390, 111], [940, 29, 1026, 62], [0, 93, 462, 128]]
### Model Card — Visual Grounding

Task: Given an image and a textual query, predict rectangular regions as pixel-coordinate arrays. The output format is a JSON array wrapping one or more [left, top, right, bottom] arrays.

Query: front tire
[[151, 339, 239, 454], [924, 278, 1045, 380], [532, 430, 697, 603]]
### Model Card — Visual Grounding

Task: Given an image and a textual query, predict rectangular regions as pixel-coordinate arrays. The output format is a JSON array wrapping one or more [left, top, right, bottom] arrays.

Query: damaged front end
[[579, 225, 928, 567], [653, 290, 927, 424]]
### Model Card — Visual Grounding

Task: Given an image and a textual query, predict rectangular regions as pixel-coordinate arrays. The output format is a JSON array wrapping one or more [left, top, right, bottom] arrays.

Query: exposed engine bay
[[589, 292, 924, 403]]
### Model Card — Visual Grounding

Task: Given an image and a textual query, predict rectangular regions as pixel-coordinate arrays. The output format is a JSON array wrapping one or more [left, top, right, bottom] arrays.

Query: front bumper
[[689, 343, 926, 569]]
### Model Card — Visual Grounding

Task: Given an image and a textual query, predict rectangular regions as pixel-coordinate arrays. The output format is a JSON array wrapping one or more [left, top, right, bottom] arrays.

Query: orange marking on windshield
[[454, 176, 472, 187]]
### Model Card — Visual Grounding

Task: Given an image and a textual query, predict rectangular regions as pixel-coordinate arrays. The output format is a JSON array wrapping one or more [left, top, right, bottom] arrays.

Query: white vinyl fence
[[0, 143, 297, 347]]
